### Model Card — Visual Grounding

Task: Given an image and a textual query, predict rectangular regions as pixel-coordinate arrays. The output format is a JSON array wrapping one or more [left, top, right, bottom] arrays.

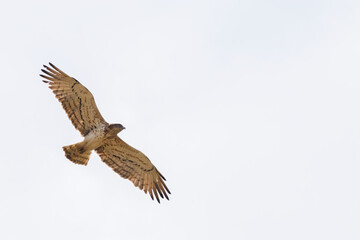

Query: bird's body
[[63, 123, 109, 166], [41, 63, 170, 203], [83, 125, 108, 149]]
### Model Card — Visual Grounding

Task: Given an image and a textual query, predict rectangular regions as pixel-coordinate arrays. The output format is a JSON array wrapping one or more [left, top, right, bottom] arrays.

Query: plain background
[[1, 1, 360, 239]]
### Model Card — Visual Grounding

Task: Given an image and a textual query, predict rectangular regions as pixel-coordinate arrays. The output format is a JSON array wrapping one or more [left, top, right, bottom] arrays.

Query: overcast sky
[[1, 1, 360, 239]]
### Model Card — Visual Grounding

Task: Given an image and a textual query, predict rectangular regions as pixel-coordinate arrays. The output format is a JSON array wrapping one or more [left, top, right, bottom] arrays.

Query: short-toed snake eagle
[[40, 63, 170, 203]]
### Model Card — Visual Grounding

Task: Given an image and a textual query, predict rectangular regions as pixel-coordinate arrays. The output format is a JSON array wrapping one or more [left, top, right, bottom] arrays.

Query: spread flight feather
[[41, 63, 170, 203]]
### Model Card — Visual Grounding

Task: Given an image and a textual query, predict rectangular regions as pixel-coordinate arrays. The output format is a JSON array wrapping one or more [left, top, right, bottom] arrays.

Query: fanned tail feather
[[63, 143, 91, 166]]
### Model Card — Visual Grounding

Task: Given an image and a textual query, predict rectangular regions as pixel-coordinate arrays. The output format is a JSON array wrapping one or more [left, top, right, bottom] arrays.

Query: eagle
[[40, 63, 170, 203]]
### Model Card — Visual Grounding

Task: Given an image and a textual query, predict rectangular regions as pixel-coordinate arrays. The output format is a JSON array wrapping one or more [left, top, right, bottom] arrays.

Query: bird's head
[[107, 123, 125, 136]]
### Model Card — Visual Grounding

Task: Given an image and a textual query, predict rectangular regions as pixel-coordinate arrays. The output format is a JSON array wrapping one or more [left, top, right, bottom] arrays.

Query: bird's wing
[[41, 63, 107, 136], [95, 136, 171, 203]]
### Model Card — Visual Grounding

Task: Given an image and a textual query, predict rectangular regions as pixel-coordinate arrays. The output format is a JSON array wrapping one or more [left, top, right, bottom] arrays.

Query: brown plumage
[[41, 63, 170, 203]]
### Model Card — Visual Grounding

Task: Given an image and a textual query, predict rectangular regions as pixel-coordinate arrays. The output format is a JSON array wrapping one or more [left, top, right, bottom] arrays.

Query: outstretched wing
[[40, 63, 107, 136], [95, 137, 171, 203]]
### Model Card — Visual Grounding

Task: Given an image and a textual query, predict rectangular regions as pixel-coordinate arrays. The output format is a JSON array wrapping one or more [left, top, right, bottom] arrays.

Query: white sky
[[1, 0, 360, 239]]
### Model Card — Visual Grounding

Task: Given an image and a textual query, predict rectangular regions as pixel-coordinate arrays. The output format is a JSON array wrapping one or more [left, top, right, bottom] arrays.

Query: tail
[[63, 143, 91, 166]]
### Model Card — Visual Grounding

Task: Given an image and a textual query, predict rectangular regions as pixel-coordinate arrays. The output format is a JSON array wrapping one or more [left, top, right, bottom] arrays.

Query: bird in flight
[[40, 63, 170, 203]]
